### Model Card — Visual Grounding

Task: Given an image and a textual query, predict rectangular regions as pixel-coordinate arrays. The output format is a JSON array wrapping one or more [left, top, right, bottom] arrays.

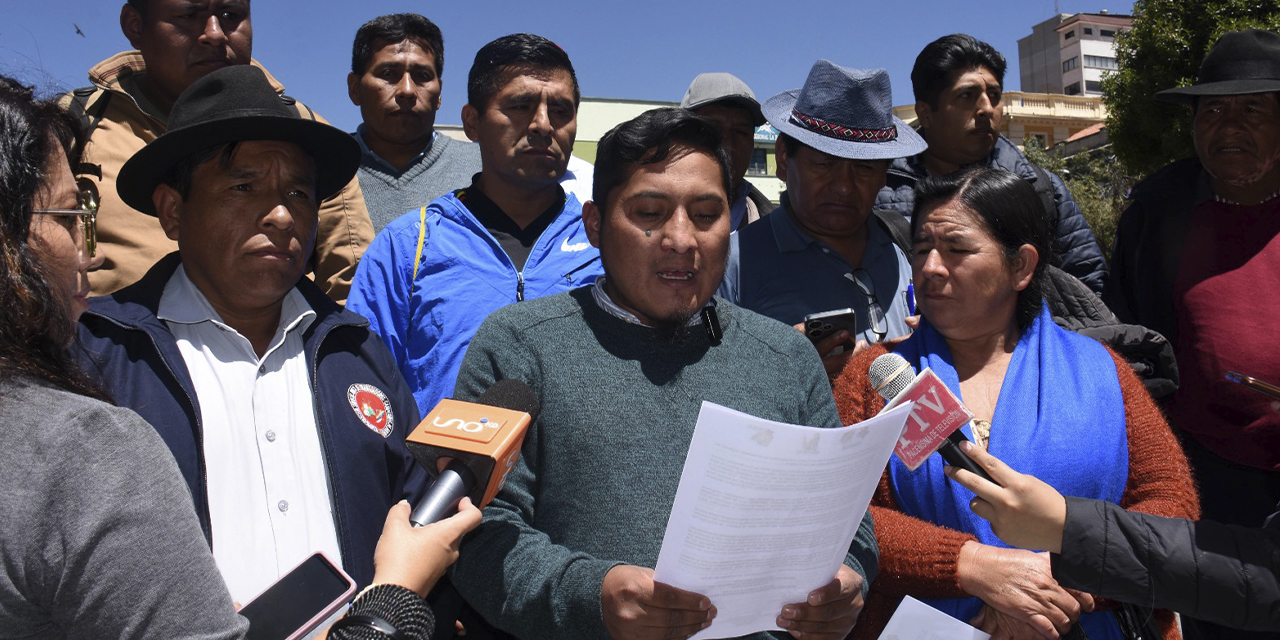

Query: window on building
[[1084, 55, 1118, 70], [747, 148, 769, 176], [1026, 133, 1048, 147], [1065, 82, 1081, 95], [1101, 29, 1115, 37], [1084, 27, 1094, 35], [1064, 29, 1075, 40], [1085, 80, 1104, 93], [1063, 56, 1079, 72]]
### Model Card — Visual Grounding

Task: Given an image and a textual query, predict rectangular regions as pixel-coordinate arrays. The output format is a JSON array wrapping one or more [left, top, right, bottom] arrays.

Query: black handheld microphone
[[868, 353, 996, 484], [405, 380, 541, 526]]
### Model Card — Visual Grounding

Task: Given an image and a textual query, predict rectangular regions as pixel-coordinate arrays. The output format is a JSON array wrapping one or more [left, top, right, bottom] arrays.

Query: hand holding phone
[[802, 308, 857, 346]]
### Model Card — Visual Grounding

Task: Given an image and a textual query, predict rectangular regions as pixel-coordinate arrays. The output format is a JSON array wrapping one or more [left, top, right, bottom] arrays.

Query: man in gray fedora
[[75, 64, 428, 608], [717, 60, 927, 375], [1104, 32, 1280, 615], [680, 72, 775, 230]]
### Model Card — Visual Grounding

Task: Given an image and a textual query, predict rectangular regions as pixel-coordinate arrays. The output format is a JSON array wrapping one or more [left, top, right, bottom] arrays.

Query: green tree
[[1104, 0, 1280, 178], [1023, 138, 1132, 260]]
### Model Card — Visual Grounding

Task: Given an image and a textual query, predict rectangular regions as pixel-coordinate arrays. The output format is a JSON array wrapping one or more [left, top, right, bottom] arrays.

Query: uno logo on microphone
[[427, 410, 507, 444]]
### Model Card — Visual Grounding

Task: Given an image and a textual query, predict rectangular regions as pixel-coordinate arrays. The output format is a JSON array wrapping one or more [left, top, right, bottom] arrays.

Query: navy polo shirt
[[718, 204, 912, 344]]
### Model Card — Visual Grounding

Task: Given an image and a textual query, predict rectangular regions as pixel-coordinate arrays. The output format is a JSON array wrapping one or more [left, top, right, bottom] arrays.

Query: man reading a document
[[448, 107, 876, 640]]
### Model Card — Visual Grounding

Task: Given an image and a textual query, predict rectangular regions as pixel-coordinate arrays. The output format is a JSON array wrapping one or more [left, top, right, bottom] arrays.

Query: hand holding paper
[[653, 401, 911, 639], [602, 565, 715, 640], [776, 564, 864, 639]]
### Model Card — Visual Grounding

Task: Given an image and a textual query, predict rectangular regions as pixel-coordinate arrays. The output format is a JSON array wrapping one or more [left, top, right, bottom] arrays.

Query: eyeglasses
[[33, 179, 98, 258], [852, 269, 887, 342]]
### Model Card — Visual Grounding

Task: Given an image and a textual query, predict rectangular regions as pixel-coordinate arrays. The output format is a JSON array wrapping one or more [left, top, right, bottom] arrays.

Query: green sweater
[[450, 287, 878, 640]]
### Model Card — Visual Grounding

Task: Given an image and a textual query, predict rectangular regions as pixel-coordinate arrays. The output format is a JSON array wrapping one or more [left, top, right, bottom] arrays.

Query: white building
[[1018, 12, 1133, 97]]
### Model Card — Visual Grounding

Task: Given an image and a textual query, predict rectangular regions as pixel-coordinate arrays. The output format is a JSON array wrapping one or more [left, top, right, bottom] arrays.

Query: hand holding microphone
[[945, 441, 1069, 554]]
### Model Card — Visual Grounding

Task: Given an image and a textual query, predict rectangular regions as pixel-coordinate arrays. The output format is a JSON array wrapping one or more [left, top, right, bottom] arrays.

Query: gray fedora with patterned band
[[762, 60, 926, 160]]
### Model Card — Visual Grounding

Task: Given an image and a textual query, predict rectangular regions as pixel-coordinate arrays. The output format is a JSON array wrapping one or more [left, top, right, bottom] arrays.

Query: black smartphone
[[802, 308, 858, 345], [1226, 370, 1280, 401], [240, 552, 356, 640]]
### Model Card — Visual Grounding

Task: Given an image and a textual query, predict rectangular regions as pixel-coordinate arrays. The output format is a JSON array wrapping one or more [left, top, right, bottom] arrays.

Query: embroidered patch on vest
[[348, 384, 394, 437]]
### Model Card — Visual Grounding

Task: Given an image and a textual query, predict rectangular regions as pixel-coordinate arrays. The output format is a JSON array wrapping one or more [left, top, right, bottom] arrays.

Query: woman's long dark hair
[[0, 76, 108, 400]]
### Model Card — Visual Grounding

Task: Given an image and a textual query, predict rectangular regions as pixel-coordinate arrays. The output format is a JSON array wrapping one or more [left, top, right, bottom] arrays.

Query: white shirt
[[158, 266, 342, 603]]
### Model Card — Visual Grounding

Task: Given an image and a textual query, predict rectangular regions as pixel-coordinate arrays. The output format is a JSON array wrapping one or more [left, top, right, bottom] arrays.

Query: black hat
[[1156, 29, 1280, 104], [117, 65, 360, 215]]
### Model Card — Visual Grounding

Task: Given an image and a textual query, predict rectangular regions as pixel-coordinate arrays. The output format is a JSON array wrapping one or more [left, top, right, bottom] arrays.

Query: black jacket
[[76, 254, 430, 588], [1054, 496, 1280, 631], [877, 135, 1109, 294], [1103, 158, 1210, 347]]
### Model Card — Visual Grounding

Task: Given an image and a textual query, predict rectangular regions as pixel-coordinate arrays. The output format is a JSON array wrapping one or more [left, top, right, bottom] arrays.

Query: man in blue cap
[[718, 60, 927, 375]]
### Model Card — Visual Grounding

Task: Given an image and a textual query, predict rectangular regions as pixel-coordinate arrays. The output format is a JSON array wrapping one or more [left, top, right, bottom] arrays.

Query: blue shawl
[[889, 304, 1128, 639]]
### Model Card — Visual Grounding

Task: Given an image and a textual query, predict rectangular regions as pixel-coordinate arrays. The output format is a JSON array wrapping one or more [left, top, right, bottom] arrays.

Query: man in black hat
[[1105, 29, 1280, 586], [680, 72, 775, 230], [65, 0, 374, 302], [717, 60, 926, 375], [75, 64, 428, 606]]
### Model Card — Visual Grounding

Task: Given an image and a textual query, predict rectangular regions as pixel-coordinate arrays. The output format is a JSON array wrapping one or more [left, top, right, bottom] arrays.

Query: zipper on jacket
[[516, 271, 525, 301]]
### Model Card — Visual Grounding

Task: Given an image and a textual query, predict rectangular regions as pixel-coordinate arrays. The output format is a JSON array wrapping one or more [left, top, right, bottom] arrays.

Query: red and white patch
[[347, 384, 394, 437]]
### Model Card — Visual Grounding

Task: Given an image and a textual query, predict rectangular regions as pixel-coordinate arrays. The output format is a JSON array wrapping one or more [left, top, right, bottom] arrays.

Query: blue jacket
[[347, 190, 602, 417], [75, 254, 429, 588], [876, 135, 1108, 294]]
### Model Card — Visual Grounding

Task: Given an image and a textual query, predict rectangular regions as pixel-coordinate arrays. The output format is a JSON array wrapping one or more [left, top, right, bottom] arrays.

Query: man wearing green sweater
[[450, 108, 876, 640]]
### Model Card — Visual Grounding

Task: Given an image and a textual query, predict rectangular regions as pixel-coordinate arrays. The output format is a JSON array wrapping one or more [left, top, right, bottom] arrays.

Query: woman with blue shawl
[[833, 167, 1198, 640]]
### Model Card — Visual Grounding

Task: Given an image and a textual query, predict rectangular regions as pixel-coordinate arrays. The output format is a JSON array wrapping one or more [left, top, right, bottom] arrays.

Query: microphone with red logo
[[405, 379, 541, 527], [868, 353, 995, 484]]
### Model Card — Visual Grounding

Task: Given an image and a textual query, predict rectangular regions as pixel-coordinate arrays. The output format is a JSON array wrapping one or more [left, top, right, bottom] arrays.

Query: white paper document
[[877, 596, 991, 640], [653, 401, 912, 639]]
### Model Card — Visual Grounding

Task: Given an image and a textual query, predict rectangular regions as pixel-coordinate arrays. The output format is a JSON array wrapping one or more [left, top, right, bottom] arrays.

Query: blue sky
[[2, 0, 1134, 133]]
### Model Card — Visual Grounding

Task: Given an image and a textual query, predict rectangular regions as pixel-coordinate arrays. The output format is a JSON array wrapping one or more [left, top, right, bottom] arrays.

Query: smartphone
[[802, 308, 858, 345], [1225, 370, 1280, 401], [240, 552, 356, 640]]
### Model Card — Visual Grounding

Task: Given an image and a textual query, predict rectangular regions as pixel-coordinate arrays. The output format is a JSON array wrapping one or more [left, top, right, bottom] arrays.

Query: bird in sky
[[74, 24, 85, 38]]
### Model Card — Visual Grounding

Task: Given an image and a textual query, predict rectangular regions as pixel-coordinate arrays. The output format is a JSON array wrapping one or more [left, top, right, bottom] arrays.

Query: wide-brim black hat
[[1156, 29, 1280, 104], [118, 65, 360, 215], [762, 60, 926, 161]]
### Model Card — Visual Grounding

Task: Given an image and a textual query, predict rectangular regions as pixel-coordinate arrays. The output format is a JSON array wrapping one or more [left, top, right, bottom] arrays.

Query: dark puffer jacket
[[876, 135, 1109, 294], [1054, 496, 1280, 632]]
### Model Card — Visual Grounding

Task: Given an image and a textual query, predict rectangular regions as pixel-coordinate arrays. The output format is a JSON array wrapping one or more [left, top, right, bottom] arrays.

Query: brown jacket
[[66, 52, 374, 302]]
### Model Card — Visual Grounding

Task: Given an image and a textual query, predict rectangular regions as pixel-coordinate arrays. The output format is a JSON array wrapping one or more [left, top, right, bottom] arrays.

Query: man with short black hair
[[680, 72, 774, 229], [348, 13, 480, 233], [76, 65, 427, 605], [450, 106, 875, 640], [876, 33, 1108, 294], [347, 33, 602, 417], [66, 0, 374, 301]]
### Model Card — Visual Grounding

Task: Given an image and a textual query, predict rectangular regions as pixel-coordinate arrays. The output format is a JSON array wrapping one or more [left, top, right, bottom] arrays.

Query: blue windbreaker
[[347, 191, 602, 416]]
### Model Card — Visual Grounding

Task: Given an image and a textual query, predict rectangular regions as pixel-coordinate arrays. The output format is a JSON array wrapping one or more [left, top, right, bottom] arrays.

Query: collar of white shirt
[[157, 265, 316, 357]]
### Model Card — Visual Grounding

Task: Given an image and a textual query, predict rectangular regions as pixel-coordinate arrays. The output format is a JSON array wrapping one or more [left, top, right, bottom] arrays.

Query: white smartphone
[[240, 552, 356, 640]]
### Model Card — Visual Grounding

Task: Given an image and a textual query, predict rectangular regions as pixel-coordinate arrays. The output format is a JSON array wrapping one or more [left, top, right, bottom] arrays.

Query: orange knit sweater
[[833, 343, 1200, 640]]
